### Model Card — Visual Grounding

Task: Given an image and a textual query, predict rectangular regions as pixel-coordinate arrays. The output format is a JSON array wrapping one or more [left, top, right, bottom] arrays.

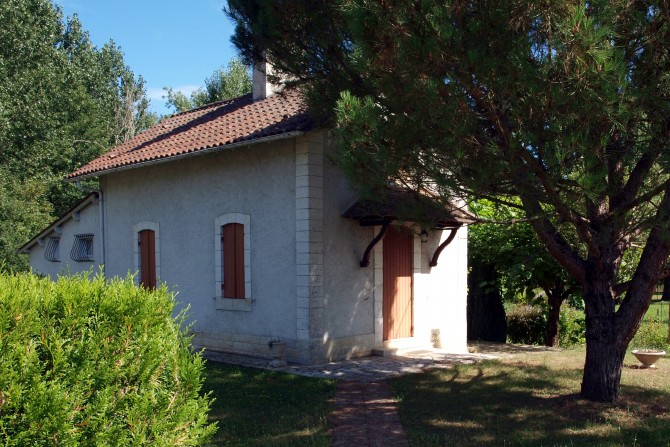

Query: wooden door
[[138, 229, 156, 289], [383, 226, 414, 340]]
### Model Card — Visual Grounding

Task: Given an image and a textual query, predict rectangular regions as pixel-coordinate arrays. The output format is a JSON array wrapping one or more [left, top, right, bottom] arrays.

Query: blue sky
[[57, 0, 239, 116]]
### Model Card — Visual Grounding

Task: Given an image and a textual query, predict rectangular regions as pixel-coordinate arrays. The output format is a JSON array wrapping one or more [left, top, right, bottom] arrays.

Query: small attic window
[[71, 234, 94, 262], [44, 237, 60, 262]]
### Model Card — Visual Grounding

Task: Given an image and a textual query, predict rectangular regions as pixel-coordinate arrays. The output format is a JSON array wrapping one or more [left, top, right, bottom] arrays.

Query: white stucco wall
[[100, 138, 299, 356], [318, 135, 469, 359], [319, 142, 377, 360], [95, 128, 468, 363], [26, 198, 101, 279], [368, 224, 468, 354], [414, 226, 469, 353]]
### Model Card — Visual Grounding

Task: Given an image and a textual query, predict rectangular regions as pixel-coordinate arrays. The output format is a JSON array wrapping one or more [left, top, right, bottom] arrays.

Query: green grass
[[202, 362, 336, 447], [390, 348, 670, 446], [645, 299, 669, 324]]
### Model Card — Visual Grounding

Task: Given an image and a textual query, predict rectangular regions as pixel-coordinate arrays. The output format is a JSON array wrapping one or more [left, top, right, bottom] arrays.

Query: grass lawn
[[202, 362, 336, 447], [645, 299, 669, 324], [390, 348, 670, 446]]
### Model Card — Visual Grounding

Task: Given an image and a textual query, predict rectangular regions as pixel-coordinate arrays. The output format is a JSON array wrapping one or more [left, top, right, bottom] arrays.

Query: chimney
[[252, 61, 278, 101]]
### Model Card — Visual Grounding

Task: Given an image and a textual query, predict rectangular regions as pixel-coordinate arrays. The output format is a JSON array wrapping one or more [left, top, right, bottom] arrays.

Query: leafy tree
[[470, 200, 580, 347], [228, 0, 670, 402], [0, 171, 53, 272], [0, 0, 154, 270], [164, 57, 252, 113]]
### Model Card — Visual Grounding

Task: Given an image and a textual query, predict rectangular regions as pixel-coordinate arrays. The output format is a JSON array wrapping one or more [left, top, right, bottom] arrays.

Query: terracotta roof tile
[[68, 91, 313, 179]]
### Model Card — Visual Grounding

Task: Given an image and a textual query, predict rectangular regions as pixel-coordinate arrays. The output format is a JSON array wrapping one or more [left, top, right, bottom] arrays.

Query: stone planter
[[632, 349, 666, 368]]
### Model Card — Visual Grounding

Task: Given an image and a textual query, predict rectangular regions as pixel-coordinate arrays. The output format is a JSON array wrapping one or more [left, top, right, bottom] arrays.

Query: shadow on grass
[[390, 359, 670, 447], [203, 362, 336, 447]]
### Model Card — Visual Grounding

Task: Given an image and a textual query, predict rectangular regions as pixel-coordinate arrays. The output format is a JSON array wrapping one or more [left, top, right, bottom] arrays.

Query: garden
[[1, 272, 668, 446]]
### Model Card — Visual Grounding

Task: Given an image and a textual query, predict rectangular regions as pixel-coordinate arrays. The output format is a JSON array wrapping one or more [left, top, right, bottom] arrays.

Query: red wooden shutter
[[139, 229, 156, 290], [223, 223, 245, 298]]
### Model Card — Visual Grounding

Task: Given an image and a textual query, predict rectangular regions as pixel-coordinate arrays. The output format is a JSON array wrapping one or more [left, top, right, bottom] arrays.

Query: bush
[[631, 316, 670, 351], [0, 272, 215, 446], [506, 305, 546, 345], [558, 306, 585, 347], [506, 304, 585, 347]]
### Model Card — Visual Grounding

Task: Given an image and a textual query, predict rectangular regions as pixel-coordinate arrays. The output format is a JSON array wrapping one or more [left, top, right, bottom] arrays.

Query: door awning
[[342, 187, 476, 267], [342, 187, 475, 228]]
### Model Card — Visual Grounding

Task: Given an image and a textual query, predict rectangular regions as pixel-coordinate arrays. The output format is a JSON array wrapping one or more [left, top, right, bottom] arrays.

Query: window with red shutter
[[138, 229, 156, 290], [222, 223, 245, 298]]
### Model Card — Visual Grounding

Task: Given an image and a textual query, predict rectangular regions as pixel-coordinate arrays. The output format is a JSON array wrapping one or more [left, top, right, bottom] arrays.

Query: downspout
[[98, 188, 105, 276]]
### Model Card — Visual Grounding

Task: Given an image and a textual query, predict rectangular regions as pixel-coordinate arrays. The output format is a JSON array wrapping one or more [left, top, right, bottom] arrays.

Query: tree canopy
[[0, 0, 154, 271], [469, 199, 587, 347], [227, 0, 670, 402], [164, 57, 252, 113]]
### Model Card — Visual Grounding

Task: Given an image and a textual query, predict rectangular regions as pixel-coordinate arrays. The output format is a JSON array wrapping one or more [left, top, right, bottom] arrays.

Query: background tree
[[0, 0, 154, 270], [0, 172, 53, 271], [466, 256, 508, 344], [164, 57, 252, 113], [469, 200, 581, 347], [227, 0, 670, 402]]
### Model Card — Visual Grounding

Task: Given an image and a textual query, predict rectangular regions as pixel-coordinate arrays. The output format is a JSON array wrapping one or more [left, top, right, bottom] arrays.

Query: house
[[19, 192, 101, 278], [20, 65, 470, 364]]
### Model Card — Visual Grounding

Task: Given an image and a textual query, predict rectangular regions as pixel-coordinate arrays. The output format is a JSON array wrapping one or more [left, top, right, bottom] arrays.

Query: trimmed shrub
[[0, 272, 215, 446], [506, 304, 546, 345]]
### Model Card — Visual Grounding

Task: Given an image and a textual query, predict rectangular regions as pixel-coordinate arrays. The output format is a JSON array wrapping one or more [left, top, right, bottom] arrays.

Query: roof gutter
[[66, 131, 306, 182]]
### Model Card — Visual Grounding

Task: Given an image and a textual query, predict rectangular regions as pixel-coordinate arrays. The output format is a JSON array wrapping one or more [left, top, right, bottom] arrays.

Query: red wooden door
[[138, 229, 156, 289], [383, 226, 414, 340]]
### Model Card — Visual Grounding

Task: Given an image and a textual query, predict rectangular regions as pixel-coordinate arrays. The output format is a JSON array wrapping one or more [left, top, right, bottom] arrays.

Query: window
[[222, 223, 245, 298], [214, 213, 251, 310], [138, 229, 156, 289], [133, 222, 160, 288], [70, 234, 94, 262], [44, 236, 60, 262]]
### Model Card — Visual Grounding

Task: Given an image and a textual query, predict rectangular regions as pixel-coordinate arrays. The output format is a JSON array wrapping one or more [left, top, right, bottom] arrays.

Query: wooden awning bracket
[[429, 228, 458, 267], [360, 218, 392, 267]]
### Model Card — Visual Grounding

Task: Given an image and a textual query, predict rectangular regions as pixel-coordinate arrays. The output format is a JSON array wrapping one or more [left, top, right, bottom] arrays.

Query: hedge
[[506, 304, 585, 347], [0, 272, 215, 446]]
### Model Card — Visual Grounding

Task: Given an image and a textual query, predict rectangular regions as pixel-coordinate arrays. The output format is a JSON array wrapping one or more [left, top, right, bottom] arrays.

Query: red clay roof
[[68, 91, 313, 179]]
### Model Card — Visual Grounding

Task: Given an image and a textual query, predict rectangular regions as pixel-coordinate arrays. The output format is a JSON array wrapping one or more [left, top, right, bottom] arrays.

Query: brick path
[[331, 381, 408, 447], [204, 344, 555, 446]]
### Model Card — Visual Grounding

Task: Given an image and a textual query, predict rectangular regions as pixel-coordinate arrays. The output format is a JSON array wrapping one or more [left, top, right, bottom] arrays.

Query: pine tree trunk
[[580, 336, 626, 402], [580, 272, 623, 403]]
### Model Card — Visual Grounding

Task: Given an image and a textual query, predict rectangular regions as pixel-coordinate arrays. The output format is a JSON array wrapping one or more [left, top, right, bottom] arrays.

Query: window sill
[[216, 297, 253, 312]]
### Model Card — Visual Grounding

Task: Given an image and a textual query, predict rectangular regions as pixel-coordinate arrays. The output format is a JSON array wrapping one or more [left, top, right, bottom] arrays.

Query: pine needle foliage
[[227, 0, 670, 402]]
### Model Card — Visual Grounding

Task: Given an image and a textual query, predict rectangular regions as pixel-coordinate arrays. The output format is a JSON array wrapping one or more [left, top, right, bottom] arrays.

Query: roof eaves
[[67, 130, 306, 182], [18, 192, 100, 253]]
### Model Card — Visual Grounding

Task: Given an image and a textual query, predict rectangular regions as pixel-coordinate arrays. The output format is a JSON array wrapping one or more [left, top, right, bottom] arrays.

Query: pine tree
[[227, 0, 670, 402]]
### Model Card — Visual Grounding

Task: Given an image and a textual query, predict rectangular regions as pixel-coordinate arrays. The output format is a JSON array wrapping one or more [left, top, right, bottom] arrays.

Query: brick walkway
[[331, 381, 408, 447], [204, 343, 555, 446]]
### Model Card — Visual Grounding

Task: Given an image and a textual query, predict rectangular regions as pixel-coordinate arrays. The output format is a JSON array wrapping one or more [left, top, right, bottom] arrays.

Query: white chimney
[[252, 61, 279, 100]]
